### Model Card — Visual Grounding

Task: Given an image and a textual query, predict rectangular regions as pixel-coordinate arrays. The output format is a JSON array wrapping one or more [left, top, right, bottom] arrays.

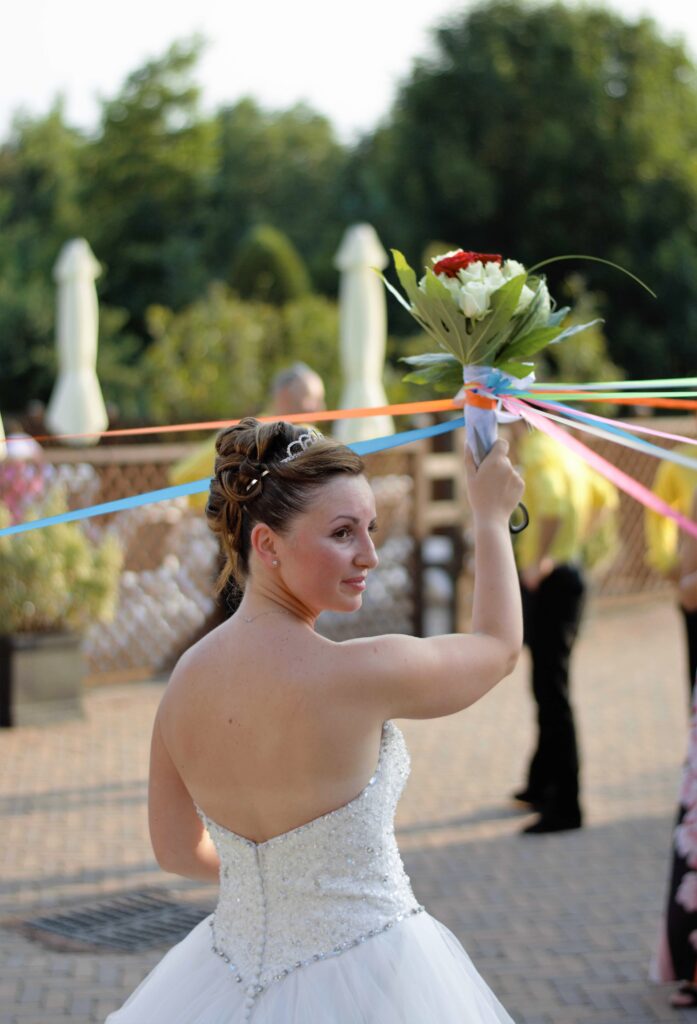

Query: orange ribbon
[[464, 389, 497, 411], [28, 399, 458, 444], [21, 392, 697, 446]]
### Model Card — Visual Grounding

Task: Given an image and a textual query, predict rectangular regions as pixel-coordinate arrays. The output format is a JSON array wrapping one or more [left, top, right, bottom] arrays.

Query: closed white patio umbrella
[[46, 239, 108, 446], [333, 224, 394, 444]]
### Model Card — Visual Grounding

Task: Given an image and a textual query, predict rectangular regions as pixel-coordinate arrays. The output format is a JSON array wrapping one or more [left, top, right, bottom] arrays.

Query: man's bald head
[[270, 363, 326, 416]]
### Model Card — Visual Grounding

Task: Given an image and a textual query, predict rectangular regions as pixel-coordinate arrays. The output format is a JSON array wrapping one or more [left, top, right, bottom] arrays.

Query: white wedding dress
[[106, 720, 514, 1022]]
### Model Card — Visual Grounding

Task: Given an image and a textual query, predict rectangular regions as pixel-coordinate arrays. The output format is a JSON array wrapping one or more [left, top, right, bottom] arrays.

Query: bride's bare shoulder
[[159, 623, 238, 705]]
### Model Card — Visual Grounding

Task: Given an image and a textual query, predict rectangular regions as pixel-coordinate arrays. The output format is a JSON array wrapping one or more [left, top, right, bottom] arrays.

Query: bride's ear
[[250, 522, 280, 569]]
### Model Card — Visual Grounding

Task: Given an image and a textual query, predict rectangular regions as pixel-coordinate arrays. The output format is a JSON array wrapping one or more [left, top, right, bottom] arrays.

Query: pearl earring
[[272, 559, 279, 567]]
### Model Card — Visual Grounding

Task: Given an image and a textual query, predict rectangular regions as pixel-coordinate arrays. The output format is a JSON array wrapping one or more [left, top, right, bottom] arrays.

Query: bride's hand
[[464, 439, 525, 527]]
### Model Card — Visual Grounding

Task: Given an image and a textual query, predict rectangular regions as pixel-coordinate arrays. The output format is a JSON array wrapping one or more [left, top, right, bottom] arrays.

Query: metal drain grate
[[19, 888, 214, 953]]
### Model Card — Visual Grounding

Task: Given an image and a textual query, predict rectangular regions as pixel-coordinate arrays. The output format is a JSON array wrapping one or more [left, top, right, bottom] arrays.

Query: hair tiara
[[280, 428, 324, 463]]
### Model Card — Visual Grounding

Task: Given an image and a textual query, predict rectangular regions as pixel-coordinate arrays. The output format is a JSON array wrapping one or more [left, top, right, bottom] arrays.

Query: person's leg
[[681, 606, 697, 699], [516, 582, 549, 806], [523, 564, 586, 832]]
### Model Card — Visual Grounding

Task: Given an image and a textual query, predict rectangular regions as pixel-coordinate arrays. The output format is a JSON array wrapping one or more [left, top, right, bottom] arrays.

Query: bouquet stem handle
[[463, 368, 529, 534]]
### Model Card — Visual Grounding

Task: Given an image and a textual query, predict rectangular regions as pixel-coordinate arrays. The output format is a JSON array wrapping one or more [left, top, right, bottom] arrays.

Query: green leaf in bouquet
[[379, 269, 448, 350], [496, 360, 535, 379], [382, 252, 462, 355], [378, 269, 415, 315], [391, 250, 422, 307], [497, 325, 569, 362], [466, 274, 526, 364], [547, 306, 570, 328], [415, 270, 470, 362], [546, 317, 604, 345], [497, 317, 603, 364], [400, 353, 463, 392], [526, 254, 656, 298], [401, 352, 461, 370]]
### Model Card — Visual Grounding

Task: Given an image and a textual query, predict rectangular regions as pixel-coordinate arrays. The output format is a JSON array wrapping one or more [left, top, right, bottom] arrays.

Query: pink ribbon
[[523, 396, 697, 448], [502, 395, 697, 542]]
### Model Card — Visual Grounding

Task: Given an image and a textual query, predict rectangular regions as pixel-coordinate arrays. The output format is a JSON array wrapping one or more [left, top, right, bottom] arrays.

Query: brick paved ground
[[0, 593, 694, 1023]]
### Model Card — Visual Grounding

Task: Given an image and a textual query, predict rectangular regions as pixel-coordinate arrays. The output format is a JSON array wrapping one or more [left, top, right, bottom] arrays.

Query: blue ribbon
[[0, 417, 465, 538]]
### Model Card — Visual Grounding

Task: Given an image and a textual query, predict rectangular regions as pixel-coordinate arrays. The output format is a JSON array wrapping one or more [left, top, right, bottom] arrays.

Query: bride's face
[[275, 474, 379, 615]]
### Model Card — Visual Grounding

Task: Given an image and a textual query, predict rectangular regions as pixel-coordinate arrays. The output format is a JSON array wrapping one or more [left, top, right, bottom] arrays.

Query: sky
[[2, 0, 697, 143]]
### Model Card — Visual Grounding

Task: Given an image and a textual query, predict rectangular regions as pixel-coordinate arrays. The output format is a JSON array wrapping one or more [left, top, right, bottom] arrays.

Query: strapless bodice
[[196, 720, 423, 1019]]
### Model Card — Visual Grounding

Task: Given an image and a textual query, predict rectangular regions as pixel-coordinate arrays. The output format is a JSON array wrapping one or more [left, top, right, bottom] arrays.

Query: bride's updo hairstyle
[[206, 418, 364, 589]]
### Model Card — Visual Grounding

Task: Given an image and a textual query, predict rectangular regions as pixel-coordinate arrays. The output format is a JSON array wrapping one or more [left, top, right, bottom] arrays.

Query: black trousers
[[520, 564, 587, 817], [681, 606, 697, 698]]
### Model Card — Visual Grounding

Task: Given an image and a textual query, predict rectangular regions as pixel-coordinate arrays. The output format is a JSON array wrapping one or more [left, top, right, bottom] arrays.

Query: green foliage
[[207, 99, 347, 290], [3, 9, 697, 420], [0, 105, 84, 409], [81, 39, 216, 336], [278, 294, 342, 409], [356, 0, 697, 380], [143, 283, 274, 423], [142, 285, 340, 423], [0, 45, 348, 417], [0, 487, 123, 634], [231, 225, 310, 305], [96, 306, 152, 423]]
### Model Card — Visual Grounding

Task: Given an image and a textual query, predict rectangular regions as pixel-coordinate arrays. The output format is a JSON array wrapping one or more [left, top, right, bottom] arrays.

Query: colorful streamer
[[0, 417, 464, 538], [10, 376, 697, 447], [1, 375, 695, 540], [519, 400, 697, 472], [500, 396, 697, 542]]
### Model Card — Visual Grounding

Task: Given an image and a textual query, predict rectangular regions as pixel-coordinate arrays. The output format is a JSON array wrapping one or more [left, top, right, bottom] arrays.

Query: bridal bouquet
[[382, 248, 600, 462]]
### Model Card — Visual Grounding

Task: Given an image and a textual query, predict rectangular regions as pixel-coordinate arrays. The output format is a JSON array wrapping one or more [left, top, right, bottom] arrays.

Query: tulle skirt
[[105, 910, 514, 1022]]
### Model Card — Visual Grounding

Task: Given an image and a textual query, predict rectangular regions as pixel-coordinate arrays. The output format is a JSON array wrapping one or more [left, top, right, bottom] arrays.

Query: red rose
[[432, 250, 503, 278]]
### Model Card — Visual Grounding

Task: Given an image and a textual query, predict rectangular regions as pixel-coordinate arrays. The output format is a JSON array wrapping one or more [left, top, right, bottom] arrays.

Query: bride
[[106, 416, 525, 1023]]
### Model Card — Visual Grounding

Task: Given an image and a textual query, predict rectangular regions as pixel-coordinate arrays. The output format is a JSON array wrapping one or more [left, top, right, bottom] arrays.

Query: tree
[[231, 224, 310, 305], [142, 286, 340, 423], [206, 99, 348, 291], [80, 39, 216, 340], [357, 0, 697, 379], [0, 106, 84, 409]]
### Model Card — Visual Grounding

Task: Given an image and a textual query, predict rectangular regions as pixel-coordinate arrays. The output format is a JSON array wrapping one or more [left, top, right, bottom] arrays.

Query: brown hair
[[206, 418, 364, 590]]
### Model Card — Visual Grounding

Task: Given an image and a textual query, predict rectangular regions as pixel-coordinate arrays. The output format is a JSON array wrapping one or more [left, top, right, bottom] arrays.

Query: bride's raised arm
[[339, 439, 525, 721]]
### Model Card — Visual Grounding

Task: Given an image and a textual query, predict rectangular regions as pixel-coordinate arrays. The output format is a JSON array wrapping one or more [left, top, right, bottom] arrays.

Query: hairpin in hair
[[245, 469, 270, 492], [281, 428, 324, 463]]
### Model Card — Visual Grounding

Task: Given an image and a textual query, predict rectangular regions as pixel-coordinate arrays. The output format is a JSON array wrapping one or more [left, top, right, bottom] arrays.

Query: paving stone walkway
[[0, 594, 693, 1023]]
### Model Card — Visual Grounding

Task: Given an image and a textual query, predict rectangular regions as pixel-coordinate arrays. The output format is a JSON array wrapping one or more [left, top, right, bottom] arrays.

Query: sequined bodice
[[197, 719, 423, 1018]]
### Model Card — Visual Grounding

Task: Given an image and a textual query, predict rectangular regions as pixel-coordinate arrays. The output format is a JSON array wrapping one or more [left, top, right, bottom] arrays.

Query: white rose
[[521, 279, 552, 323], [483, 262, 505, 289], [502, 259, 527, 280], [421, 272, 462, 300], [458, 281, 491, 320], [458, 262, 486, 285], [515, 284, 536, 316], [535, 280, 551, 320]]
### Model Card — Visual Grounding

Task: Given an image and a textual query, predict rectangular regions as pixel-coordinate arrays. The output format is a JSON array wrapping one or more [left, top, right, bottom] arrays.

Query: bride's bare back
[[147, 418, 524, 881], [158, 618, 386, 845]]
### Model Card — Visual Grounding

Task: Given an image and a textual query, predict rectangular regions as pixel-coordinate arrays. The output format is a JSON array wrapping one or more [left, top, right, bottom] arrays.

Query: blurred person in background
[[0, 416, 47, 524], [269, 363, 326, 417], [507, 417, 619, 834], [645, 414, 697, 698], [170, 363, 326, 514], [651, 488, 697, 1008]]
